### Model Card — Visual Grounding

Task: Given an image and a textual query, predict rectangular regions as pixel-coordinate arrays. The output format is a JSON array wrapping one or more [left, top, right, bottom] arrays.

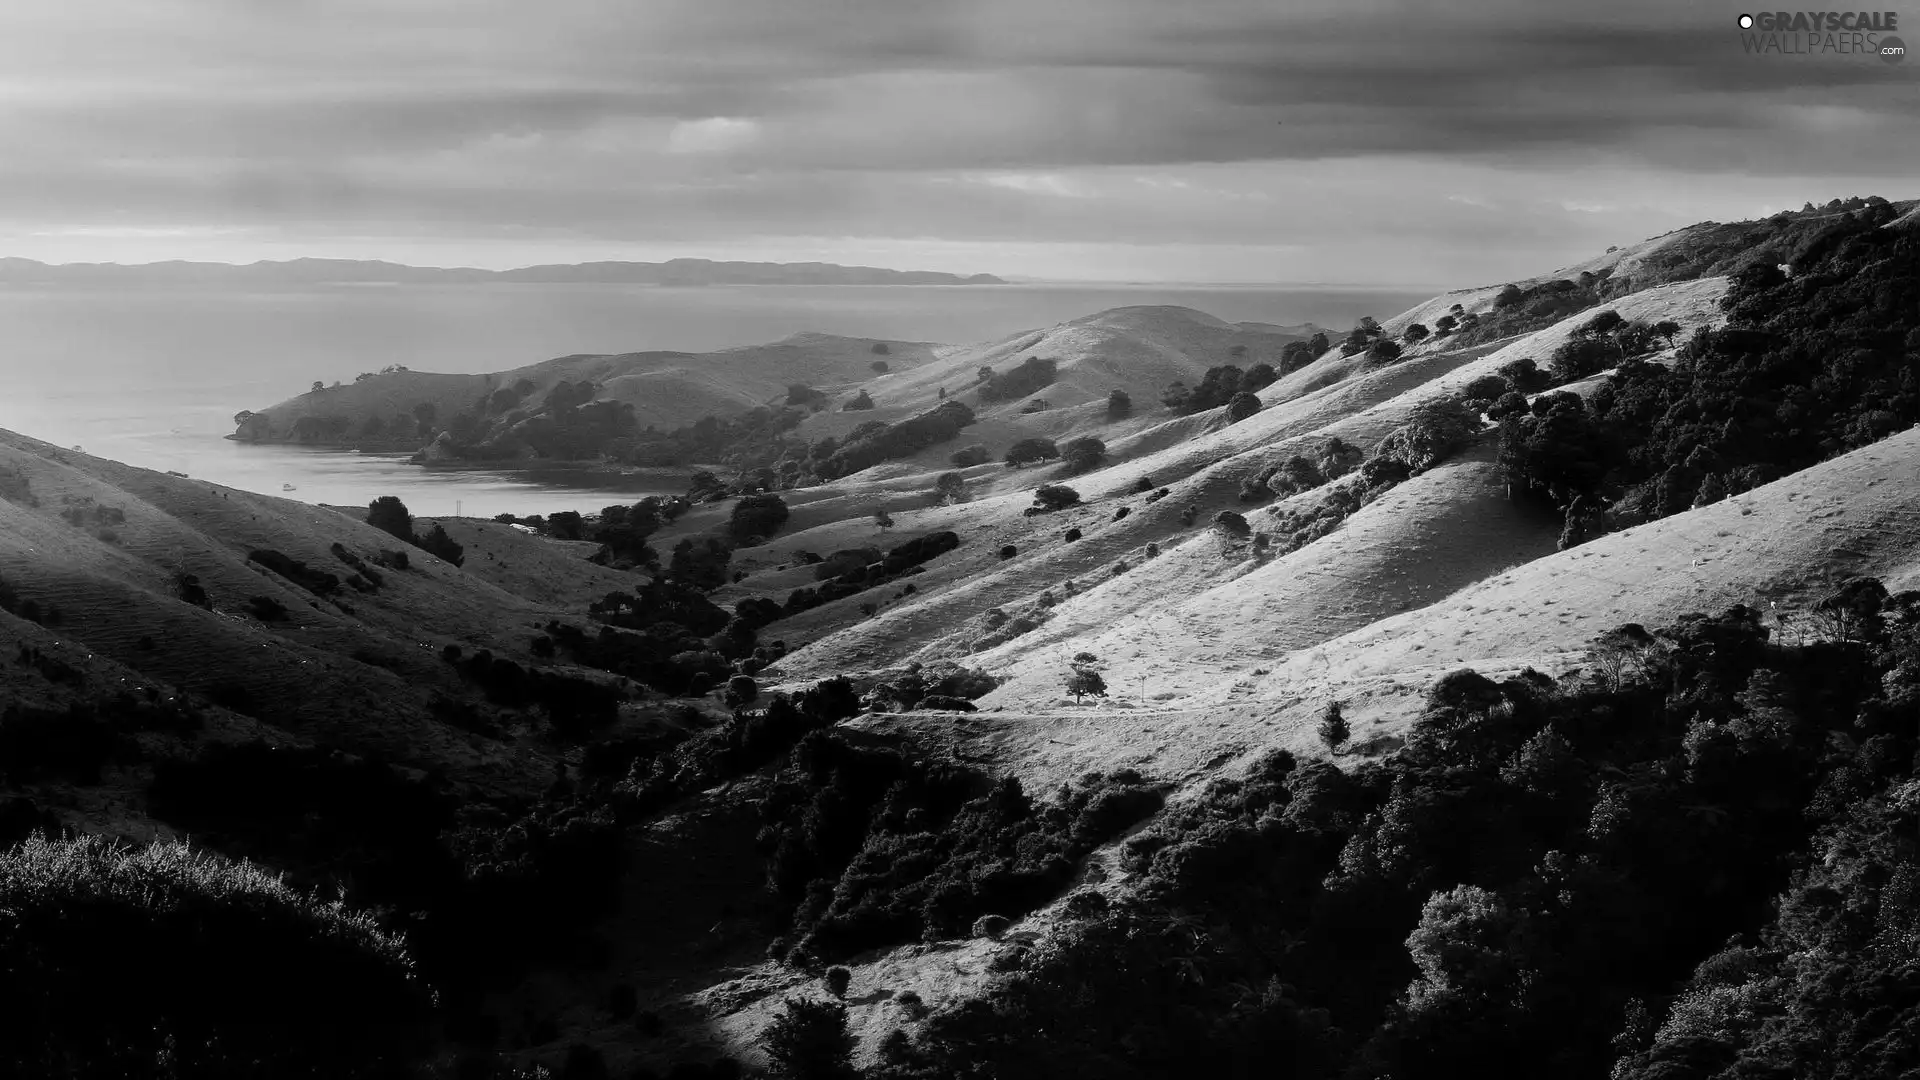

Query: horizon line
[[0, 254, 1448, 292]]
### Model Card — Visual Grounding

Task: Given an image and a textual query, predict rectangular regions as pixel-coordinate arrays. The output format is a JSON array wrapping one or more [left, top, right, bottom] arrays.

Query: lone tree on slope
[[1065, 656, 1109, 703], [1318, 701, 1351, 752]]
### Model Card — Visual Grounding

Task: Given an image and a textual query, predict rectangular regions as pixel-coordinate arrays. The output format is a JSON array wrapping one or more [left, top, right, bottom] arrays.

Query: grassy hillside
[[6, 199, 1920, 1079]]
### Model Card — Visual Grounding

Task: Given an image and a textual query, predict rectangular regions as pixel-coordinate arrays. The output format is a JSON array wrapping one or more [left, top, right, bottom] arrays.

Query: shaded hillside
[[0, 427, 668, 798]]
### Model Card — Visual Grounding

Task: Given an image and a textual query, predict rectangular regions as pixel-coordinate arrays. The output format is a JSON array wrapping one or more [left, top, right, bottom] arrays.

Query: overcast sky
[[1, 0, 1914, 284]]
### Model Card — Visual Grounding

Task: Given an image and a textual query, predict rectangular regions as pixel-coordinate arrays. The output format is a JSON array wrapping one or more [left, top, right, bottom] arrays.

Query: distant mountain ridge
[[0, 256, 1007, 286]]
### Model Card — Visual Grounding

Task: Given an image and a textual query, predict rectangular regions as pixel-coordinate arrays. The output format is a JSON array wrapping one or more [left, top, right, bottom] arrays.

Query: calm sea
[[0, 281, 1430, 518]]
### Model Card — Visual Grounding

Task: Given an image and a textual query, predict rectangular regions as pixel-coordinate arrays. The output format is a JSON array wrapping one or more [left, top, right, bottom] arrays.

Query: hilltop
[[5, 194, 1919, 1079]]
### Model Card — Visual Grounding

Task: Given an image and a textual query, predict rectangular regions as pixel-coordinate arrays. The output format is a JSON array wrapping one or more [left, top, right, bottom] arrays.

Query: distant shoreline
[[0, 256, 1007, 287]]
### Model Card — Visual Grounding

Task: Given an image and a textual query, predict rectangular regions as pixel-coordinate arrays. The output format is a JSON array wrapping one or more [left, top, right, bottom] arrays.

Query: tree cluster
[[1162, 363, 1278, 415], [977, 356, 1059, 404], [1501, 215, 1920, 545]]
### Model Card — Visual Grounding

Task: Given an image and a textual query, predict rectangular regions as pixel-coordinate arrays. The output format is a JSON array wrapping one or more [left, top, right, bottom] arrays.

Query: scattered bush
[[175, 572, 211, 609], [1366, 339, 1404, 363], [729, 493, 790, 543], [932, 472, 967, 504], [949, 444, 993, 468], [1030, 485, 1081, 512], [1059, 437, 1106, 474], [1225, 391, 1263, 422], [972, 914, 1012, 940], [247, 595, 289, 621], [1004, 438, 1060, 467]]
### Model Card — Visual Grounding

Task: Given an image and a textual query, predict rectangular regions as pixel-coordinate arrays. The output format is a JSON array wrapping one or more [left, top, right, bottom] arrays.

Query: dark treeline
[[1499, 210, 1920, 548]]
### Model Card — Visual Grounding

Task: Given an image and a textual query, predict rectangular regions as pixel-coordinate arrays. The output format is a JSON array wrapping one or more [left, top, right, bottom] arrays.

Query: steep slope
[[830, 425, 1920, 795], [744, 277, 1727, 682]]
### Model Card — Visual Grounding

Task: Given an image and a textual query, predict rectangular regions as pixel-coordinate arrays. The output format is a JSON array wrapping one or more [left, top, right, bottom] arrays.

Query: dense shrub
[[762, 998, 855, 1080], [978, 356, 1059, 403], [817, 401, 976, 480], [932, 472, 967, 504], [950, 444, 992, 468], [0, 833, 433, 1077], [247, 594, 289, 621], [418, 524, 465, 566], [1374, 398, 1482, 473], [758, 729, 1165, 961], [1059, 437, 1106, 474], [248, 549, 340, 595], [1367, 339, 1404, 362], [1004, 438, 1060, 467], [1031, 485, 1081, 512], [367, 495, 417, 544], [729, 493, 791, 543], [669, 537, 735, 591], [781, 533, 960, 619], [1165, 364, 1272, 415]]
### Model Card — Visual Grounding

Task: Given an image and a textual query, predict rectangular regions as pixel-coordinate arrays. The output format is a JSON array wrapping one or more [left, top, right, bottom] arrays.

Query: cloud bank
[[1, 0, 1912, 281]]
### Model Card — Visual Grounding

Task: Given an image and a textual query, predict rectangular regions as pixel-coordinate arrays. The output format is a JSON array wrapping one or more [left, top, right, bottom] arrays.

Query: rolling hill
[[5, 195, 1919, 1077]]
